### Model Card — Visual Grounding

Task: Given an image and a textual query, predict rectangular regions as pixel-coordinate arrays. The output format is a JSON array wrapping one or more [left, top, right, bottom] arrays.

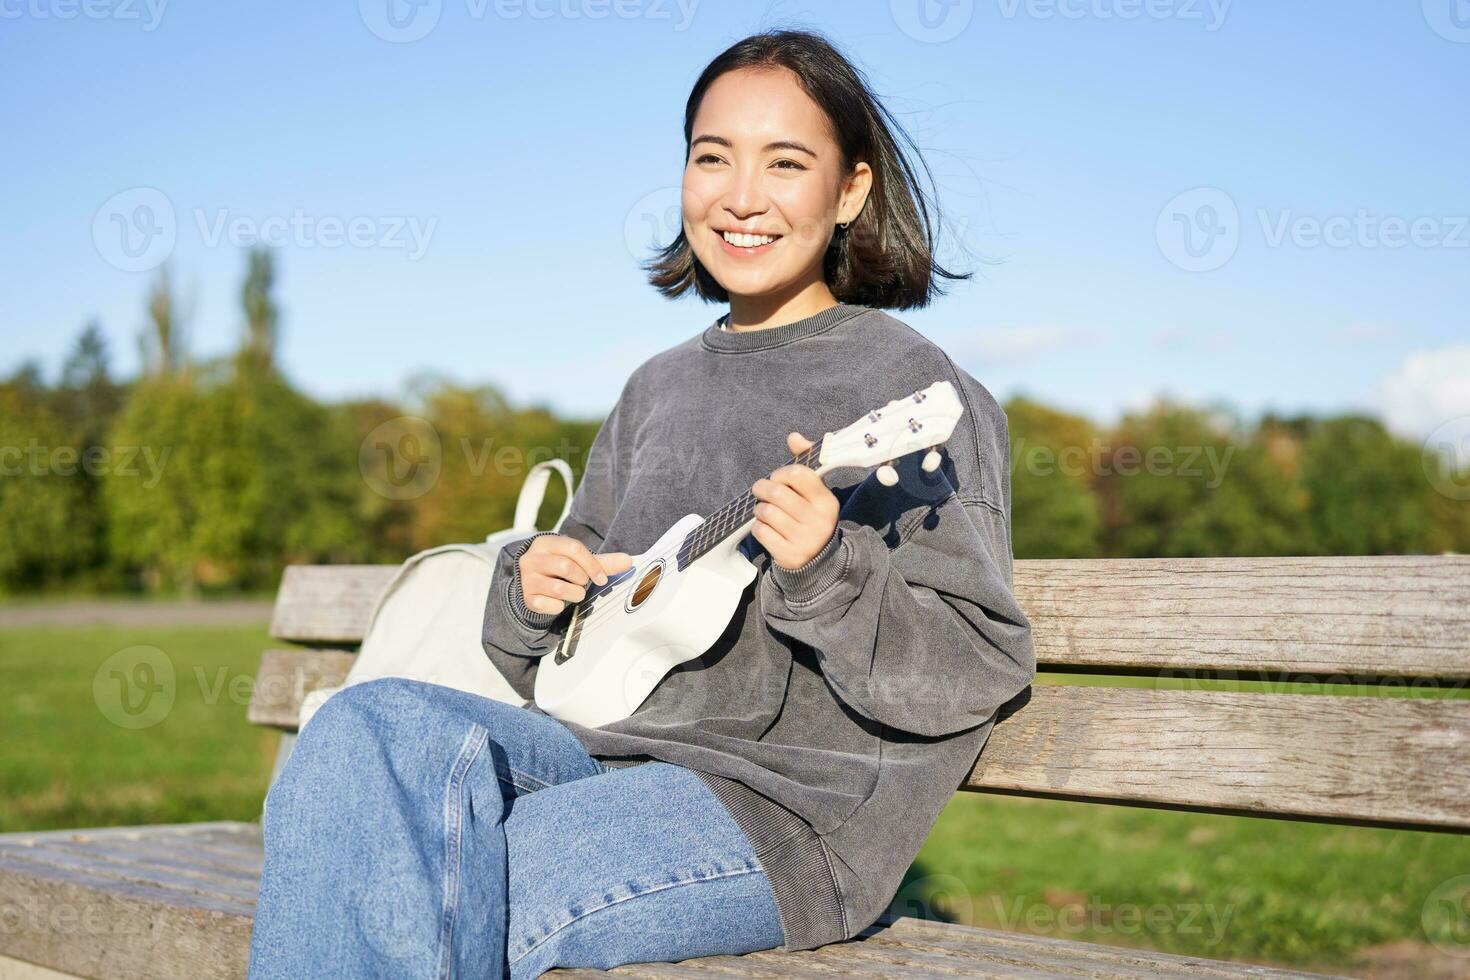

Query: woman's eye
[[695, 153, 722, 164], [772, 159, 805, 171]]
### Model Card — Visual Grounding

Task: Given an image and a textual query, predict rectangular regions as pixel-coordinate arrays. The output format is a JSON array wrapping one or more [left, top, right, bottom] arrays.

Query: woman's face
[[682, 67, 868, 302]]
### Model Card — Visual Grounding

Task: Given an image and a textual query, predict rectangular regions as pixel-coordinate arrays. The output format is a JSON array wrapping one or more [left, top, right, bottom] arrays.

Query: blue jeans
[[247, 677, 785, 979]]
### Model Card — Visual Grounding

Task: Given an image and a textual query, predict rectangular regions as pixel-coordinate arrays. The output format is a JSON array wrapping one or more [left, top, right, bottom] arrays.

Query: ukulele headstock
[[816, 381, 965, 484]]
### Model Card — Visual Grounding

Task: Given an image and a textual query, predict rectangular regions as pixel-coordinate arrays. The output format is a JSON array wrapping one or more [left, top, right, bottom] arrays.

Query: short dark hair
[[644, 28, 971, 311]]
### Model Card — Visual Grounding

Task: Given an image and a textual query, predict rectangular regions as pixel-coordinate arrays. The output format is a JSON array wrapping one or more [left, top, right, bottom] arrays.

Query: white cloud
[[1373, 344, 1470, 439], [966, 325, 1095, 364], [1327, 324, 1394, 345], [1153, 327, 1234, 352]]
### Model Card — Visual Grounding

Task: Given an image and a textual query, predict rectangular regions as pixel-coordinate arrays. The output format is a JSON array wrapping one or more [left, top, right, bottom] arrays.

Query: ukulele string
[[567, 441, 826, 643]]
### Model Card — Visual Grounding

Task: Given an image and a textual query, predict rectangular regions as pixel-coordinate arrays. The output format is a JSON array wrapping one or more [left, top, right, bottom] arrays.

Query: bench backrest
[[249, 555, 1470, 834]]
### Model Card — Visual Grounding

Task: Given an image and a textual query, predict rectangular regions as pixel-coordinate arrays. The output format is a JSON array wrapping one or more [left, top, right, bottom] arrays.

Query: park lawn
[[2, 623, 279, 831], [2, 623, 1467, 973]]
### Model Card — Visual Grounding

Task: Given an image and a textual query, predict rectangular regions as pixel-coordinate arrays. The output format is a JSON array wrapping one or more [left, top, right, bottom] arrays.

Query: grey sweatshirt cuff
[[768, 527, 849, 605], [503, 531, 562, 631]]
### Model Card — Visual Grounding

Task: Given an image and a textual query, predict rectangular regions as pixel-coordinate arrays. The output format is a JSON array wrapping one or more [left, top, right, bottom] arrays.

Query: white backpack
[[296, 460, 575, 731]]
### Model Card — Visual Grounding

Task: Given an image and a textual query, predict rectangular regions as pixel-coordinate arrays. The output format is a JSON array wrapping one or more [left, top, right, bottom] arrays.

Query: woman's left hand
[[750, 431, 840, 571]]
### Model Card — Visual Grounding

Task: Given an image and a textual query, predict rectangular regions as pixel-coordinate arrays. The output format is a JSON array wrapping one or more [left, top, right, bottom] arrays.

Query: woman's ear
[[838, 161, 874, 226]]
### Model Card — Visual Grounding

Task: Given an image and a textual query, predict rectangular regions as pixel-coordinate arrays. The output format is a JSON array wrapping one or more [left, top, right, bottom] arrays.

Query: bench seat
[[0, 821, 1343, 979], [5, 554, 1464, 978]]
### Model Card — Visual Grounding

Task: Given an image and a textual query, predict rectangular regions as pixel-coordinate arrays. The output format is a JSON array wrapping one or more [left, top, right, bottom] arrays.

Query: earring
[[838, 220, 850, 229]]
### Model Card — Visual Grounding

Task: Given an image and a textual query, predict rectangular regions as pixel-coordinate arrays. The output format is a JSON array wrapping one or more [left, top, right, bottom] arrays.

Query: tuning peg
[[922, 449, 941, 472], [876, 462, 899, 486]]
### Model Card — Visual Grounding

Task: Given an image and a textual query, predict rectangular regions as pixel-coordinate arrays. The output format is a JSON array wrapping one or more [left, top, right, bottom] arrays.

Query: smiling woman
[[247, 26, 1032, 979], [646, 30, 970, 330]]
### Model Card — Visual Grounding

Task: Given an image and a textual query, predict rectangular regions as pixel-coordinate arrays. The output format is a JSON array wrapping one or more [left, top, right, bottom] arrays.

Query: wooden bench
[[2, 555, 1466, 979]]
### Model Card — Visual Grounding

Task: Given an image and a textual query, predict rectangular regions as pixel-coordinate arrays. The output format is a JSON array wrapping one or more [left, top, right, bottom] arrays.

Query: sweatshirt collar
[[701, 302, 869, 353]]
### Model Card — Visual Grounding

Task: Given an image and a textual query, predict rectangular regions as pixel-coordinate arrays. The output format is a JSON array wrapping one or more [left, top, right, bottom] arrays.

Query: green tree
[[103, 373, 202, 592], [0, 379, 101, 592], [1299, 416, 1434, 555], [1004, 395, 1101, 558], [240, 248, 279, 375], [1099, 403, 1309, 558]]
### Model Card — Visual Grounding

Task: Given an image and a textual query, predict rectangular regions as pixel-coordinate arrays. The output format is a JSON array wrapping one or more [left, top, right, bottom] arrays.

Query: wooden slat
[[247, 647, 1470, 830], [0, 822, 259, 980], [0, 822, 1344, 980], [543, 912, 1339, 978], [267, 556, 1470, 679], [1018, 556, 1470, 680], [966, 685, 1470, 831], [268, 564, 395, 644], [246, 648, 355, 728]]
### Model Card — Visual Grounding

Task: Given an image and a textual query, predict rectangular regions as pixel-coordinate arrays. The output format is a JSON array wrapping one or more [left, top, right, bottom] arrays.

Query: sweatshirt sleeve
[[480, 386, 628, 672], [758, 452, 1036, 739]]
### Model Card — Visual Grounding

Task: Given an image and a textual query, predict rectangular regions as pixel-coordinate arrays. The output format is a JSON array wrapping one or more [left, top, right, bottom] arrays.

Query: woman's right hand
[[518, 535, 633, 617]]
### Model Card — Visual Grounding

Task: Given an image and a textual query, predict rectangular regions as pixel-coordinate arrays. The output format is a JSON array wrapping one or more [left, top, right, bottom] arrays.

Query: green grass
[[2, 624, 1467, 973], [1, 624, 280, 831], [912, 794, 1470, 972]]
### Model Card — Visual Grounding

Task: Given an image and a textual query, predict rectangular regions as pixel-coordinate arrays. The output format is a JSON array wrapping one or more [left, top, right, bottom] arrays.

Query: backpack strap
[[504, 459, 576, 538]]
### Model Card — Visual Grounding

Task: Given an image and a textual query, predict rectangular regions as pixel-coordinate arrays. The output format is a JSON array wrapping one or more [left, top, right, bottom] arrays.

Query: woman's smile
[[716, 227, 783, 256]]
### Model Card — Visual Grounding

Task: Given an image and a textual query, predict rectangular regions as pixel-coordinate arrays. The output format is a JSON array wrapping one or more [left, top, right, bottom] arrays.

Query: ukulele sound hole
[[627, 560, 663, 611]]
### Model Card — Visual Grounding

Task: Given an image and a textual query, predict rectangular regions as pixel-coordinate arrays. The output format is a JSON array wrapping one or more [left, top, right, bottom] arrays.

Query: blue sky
[[4, 1, 1467, 437]]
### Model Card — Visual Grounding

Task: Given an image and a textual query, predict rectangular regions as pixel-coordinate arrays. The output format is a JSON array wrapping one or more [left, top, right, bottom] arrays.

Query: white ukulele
[[532, 380, 967, 728]]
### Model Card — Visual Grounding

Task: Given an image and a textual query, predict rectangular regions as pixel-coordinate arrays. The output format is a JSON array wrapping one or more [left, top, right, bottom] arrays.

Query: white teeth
[[721, 230, 777, 248]]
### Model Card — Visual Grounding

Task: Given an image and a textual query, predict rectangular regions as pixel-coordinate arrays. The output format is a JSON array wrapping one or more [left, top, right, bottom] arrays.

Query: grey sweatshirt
[[480, 302, 1036, 952]]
